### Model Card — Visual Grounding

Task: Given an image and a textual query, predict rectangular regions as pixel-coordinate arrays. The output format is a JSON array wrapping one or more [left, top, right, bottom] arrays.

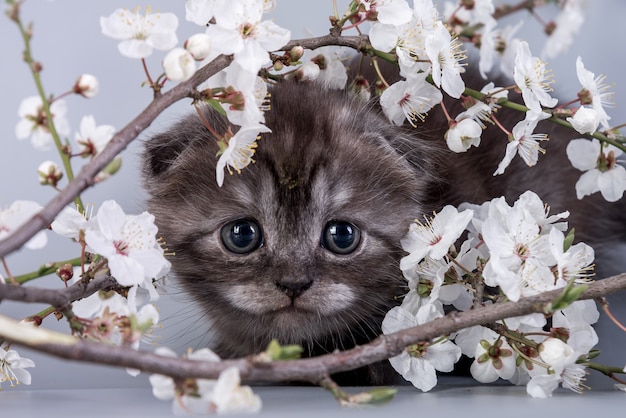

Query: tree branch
[[2, 273, 624, 384], [0, 274, 118, 311]]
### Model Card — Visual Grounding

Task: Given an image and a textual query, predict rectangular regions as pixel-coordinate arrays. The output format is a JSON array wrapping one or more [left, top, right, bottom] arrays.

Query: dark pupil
[[231, 222, 256, 248], [329, 223, 355, 249]]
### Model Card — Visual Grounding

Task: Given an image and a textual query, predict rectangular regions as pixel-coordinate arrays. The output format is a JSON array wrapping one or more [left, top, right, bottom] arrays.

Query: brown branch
[[0, 274, 118, 311], [3, 273, 625, 385]]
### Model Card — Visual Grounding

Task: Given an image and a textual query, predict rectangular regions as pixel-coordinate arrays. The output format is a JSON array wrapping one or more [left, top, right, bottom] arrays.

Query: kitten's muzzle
[[274, 278, 313, 300]]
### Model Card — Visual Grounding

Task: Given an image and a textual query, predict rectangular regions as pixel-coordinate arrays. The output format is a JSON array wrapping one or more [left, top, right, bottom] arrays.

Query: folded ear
[[142, 106, 229, 181]]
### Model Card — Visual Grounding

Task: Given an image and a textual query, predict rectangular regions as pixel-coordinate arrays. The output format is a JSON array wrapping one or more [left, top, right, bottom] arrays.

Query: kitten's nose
[[275, 278, 313, 299]]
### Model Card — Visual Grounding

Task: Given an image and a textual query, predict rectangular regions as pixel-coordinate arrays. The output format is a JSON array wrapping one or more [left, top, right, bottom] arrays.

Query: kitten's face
[[143, 82, 435, 357]]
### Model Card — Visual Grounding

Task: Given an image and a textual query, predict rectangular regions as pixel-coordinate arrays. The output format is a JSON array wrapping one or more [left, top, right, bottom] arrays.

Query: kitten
[[142, 69, 626, 385]]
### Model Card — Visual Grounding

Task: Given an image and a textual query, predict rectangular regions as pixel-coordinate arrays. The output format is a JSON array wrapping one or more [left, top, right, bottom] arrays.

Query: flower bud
[[566, 106, 600, 134], [273, 60, 284, 71], [445, 119, 482, 153], [288, 46, 304, 63], [74, 74, 99, 98], [184, 33, 212, 60], [539, 338, 577, 372], [163, 48, 196, 82], [349, 75, 371, 102], [56, 263, 74, 282], [38, 160, 63, 187]]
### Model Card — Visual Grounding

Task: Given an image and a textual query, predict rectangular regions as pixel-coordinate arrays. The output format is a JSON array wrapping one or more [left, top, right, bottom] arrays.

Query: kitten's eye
[[322, 221, 361, 255], [220, 219, 263, 254]]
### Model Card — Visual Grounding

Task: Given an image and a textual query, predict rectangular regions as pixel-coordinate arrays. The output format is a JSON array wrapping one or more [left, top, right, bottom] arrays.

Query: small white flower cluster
[[149, 347, 262, 416], [386, 191, 602, 397]]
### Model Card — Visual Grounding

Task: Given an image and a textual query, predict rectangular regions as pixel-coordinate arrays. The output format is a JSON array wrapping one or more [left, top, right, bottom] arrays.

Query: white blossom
[[100, 7, 179, 59], [206, 0, 290, 75], [425, 21, 465, 98], [211, 367, 263, 414], [400, 205, 473, 275], [575, 56, 614, 130], [84, 200, 171, 292], [566, 138, 626, 202], [494, 110, 550, 176], [216, 124, 271, 187], [0, 201, 47, 250], [15, 96, 70, 151], [0, 347, 35, 388], [379, 74, 443, 127], [513, 41, 557, 112], [470, 333, 516, 383], [382, 305, 461, 391], [75, 115, 116, 158]]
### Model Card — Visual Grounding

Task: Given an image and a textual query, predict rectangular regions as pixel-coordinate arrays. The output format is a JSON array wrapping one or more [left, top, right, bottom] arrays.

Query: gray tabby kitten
[[142, 72, 626, 384]]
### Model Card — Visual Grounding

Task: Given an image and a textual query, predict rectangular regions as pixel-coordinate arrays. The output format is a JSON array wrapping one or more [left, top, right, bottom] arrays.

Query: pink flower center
[[114, 240, 129, 256]]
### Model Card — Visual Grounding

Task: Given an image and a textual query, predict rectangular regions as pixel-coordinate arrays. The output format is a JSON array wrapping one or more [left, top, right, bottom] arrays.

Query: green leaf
[[206, 98, 227, 117]]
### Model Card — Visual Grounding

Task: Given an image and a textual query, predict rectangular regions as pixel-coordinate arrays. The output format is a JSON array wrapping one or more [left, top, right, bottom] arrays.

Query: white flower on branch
[[216, 124, 271, 187], [84, 200, 171, 293], [51, 206, 88, 241], [425, 21, 466, 98], [205, 0, 291, 75], [477, 191, 572, 301], [0, 200, 47, 250], [210, 366, 263, 414], [15, 96, 70, 151], [513, 41, 558, 113], [493, 110, 550, 176], [399, 205, 473, 276], [526, 337, 588, 398], [382, 305, 461, 392], [469, 332, 516, 384], [379, 73, 443, 127], [575, 56, 614, 130], [566, 138, 626, 202], [75, 115, 116, 158], [100, 7, 179, 59], [0, 346, 35, 388]]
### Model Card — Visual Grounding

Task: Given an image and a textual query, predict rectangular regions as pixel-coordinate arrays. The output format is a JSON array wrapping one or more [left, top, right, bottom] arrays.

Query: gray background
[[0, 0, 625, 394]]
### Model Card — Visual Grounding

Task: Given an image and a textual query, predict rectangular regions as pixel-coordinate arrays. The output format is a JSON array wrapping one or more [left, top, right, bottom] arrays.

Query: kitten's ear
[[142, 106, 227, 179], [143, 131, 192, 178]]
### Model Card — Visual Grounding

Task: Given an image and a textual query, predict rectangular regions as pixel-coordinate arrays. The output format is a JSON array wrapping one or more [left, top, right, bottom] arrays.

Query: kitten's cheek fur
[[225, 282, 356, 315]]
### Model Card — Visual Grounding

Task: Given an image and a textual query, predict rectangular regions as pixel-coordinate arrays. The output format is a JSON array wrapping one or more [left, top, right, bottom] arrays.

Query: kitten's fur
[[143, 69, 626, 385]]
